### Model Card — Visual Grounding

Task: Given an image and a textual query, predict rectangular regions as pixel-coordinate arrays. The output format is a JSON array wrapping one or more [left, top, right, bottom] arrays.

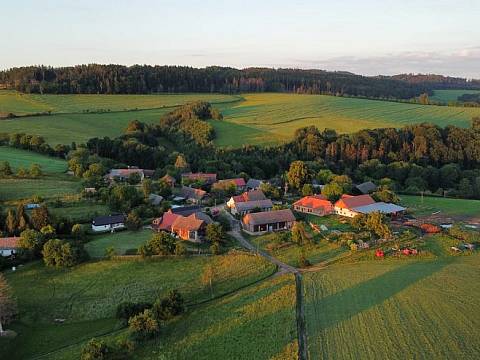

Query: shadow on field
[[306, 260, 453, 332]]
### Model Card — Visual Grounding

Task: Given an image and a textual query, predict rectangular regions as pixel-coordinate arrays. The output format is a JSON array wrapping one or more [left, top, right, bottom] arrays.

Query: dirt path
[[223, 209, 309, 360]]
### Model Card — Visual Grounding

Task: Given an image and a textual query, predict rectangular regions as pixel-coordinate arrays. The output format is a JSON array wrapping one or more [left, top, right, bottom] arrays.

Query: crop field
[[0, 146, 67, 173], [400, 195, 480, 218], [213, 93, 480, 147], [0, 90, 240, 115], [2, 92, 480, 147], [304, 254, 480, 359], [85, 229, 152, 258], [431, 89, 480, 103], [0, 175, 81, 202], [0, 253, 277, 359]]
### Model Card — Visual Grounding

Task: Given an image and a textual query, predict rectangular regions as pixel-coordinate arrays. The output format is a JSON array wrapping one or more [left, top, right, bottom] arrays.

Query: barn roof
[[243, 209, 296, 226]]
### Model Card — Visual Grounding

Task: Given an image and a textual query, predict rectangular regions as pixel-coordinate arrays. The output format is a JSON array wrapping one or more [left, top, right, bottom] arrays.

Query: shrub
[[151, 290, 185, 321], [81, 339, 109, 360], [128, 309, 159, 340]]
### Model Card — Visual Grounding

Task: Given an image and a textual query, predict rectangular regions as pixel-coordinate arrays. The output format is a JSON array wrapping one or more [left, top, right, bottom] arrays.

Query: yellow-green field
[[305, 254, 480, 359], [1, 91, 480, 147], [0, 146, 68, 173]]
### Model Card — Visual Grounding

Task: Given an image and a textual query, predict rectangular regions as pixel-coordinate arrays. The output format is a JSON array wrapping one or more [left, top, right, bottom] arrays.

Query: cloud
[[290, 47, 480, 78]]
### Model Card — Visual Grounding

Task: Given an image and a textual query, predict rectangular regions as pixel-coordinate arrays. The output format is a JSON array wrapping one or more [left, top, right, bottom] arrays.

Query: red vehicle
[[375, 249, 385, 258]]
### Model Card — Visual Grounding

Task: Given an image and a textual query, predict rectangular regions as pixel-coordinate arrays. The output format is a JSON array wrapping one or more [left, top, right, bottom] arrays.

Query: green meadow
[[0, 146, 68, 173], [400, 194, 480, 218], [431, 89, 480, 103], [0, 253, 279, 360], [304, 254, 480, 359], [0, 175, 81, 202], [85, 229, 152, 258]]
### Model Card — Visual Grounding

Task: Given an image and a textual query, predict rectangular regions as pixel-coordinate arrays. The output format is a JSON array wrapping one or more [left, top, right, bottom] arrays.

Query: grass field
[[2, 92, 480, 146], [48, 201, 109, 223], [400, 195, 480, 218], [304, 254, 480, 359], [214, 93, 480, 147], [85, 229, 152, 258], [0, 252, 277, 359], [431, 89, 480, 103], [0, 146, 67, 173], [0, 90, 240, 115], [0, 175, 81, 202]]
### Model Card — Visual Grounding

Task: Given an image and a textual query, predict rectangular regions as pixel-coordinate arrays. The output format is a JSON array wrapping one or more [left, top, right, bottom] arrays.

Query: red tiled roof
[[232, 190, 267, 203], [0, 237, 19, 249], [293, 195, 332, 210], [182, 173, 217, 182], [335, 194, 375, 210], [153, 212, 180, 231], [172, 213, 207, 232]]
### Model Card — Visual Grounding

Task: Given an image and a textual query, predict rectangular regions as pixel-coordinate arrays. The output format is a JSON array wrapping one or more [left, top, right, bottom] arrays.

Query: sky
[[1, 0, 480, 78]]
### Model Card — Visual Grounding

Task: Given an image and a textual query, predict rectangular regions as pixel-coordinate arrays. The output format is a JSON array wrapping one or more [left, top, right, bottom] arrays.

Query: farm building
[[152, 206, 212, 242], [181, 172, 217, 185], [0, 237, 19, 257], [152, 205, 203, 232], [171, 212, 213, 242], [231, 199, 274, 216], [180, 186, 207, 204], [91, 214, 126, 232], [334, 194, 376, 218], [227, 190, 267, 208], [242, 209, 296, 234], [246, 178, 264, 190], [293, 195, 333, 216], [334, 194, 405, 218], [352, 202, 406, 216], [354, 181, 378, 195], [106, 168, 154, 182]]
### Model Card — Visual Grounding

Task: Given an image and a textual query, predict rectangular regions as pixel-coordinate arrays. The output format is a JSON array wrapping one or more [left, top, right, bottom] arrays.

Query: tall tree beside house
[[30, 205, 50, 230], [174, 154, 189, 171], [5, 210, 16, 235], [291, 222, 311, 245], [287, 161, 310, 191], [16, 204, 28, 233], [126, 212, 142, 231], [0, 273, 18, 335], [142, 179, 153, 197], [18, 229, 44, 257]]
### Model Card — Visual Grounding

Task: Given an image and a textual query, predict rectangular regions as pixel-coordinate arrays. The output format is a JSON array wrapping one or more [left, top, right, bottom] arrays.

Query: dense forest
[[0, 64, 430, 99], [391, 74, 480, 90]]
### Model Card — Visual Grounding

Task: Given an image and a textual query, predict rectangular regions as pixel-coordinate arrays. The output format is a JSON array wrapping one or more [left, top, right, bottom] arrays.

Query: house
[[148, 194, 164, 206], [0, 237, 20, 257], [242, 209, 296, 234], [354, 181, 378, 195], [180, 186, 207, 204], [152, 206, 203, 232], [181, 172, 217, 186], [106, 168, 154, 182], [231, 199, 274, 216], [91, 214, 126, 232], [152, 206, 212, 242], [293, 195, 333, 217], [171, 212, 213, 242], [216, 178, 246, 192], [227, 190, 267, 208], [161, 174, 176, 188], [334, 194, 376, 217], [246, 178, 264, 190]]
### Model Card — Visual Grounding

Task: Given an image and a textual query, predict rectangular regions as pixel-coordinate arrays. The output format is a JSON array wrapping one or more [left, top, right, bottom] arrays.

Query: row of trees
[[1, 65, 430, 99]]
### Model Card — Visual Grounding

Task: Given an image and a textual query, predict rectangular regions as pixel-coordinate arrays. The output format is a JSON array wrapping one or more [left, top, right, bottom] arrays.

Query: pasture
[[0, 175, 81, 202], [0, 146, 67, 173], [213, 93, 480, 146], [2, 92, 480, 146], [48, 201, 109, 224], [85, 229, 152, 258], [400, 194, 480, 219], [0, 90, 240, 115], [0, 252, 277, 359], [431, 89, 480, 103], [304, 254, 480, 359]]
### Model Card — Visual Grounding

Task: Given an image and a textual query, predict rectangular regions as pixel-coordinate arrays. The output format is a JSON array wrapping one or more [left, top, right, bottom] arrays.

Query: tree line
[[1, 64, 430, 99]]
